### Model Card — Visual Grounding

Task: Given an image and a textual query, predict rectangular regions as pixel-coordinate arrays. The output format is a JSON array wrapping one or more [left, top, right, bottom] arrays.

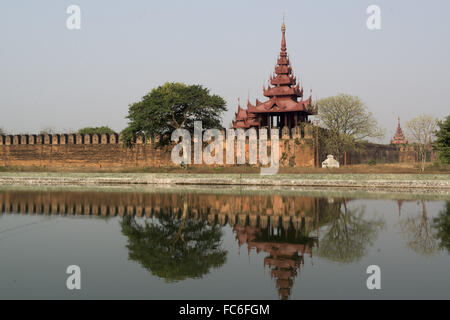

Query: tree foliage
[[121, 82, 227, 147], [0, 127, 5, 136], [317, 94, 384, 159], [433, 202, 450, 254], [406, 114, 438, 172], [120, 204, 227, 282], [434, 115, 450, 164], [78, 126, 116, 135]]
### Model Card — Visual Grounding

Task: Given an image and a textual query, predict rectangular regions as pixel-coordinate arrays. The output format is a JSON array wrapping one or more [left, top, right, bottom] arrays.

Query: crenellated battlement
[[0, 132, 173, 169], [0, 133, 122, 146], [0, 124, 318, 147]]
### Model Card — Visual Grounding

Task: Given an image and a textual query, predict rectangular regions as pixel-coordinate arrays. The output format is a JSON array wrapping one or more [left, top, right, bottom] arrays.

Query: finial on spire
[[281, 14, 286, 32], [281, 16, 287, 52]]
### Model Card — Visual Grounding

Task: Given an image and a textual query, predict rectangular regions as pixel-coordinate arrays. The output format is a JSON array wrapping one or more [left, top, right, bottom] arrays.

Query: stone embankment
[[0, 173, 449, 191]]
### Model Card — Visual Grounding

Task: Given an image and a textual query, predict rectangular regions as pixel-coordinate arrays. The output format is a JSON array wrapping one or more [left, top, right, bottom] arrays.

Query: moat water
[[0, 187, 449, 300]]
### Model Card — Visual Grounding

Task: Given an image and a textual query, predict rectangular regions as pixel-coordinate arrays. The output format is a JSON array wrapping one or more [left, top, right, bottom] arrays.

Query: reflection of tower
[[233, 219, 316, 300], [396, 200, 417, 217], [264, 243, 309, 300], [397, 200, 404, 217]]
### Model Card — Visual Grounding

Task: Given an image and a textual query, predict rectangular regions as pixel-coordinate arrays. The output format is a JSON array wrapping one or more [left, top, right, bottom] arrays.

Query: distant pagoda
[[232, 21, 316, 130], [390, 117, 408, 145]]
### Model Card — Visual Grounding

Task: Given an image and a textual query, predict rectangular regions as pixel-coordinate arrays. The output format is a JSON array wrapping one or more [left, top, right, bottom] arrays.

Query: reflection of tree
[[433, 202, 450, 254], [316, 200, 385, 263], [120, 201, 227, 282], [399, 200, 438, 256]]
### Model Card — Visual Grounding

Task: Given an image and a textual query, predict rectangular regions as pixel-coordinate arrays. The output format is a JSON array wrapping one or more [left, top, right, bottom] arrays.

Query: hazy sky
[[1, 0, 449, 142]]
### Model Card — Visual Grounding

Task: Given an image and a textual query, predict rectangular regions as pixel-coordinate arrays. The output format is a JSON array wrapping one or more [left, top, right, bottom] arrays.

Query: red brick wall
[[0, 133, 317, 169], [2, 132, 419, 169], [0, 134, 172, 169]]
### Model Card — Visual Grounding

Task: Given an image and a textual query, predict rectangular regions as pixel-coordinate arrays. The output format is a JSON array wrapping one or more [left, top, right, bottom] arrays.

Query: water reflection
[[233, 223, 316, 300], [120, 200, 227, 283], [0, 189, 448, 299], [433, 202, 450, 254], [398, 200, 439, 256], [315, 199, 385, 263]]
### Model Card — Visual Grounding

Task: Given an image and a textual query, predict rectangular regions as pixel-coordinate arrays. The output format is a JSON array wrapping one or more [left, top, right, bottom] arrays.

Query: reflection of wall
[[0, 190, 320, 231]]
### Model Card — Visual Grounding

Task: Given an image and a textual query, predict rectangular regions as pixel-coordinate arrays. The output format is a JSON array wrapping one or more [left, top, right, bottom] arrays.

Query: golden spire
[[281, 15, 286, 32], [281, 15, 287, 52]]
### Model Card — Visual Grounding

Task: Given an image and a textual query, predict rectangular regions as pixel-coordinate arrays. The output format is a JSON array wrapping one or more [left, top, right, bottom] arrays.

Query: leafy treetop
[[121, 82, 227, 147], [317, 94, 384, 158]]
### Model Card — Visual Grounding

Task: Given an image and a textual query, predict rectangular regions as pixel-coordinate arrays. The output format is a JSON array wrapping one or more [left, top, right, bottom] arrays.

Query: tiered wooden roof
[[233, 22, 316, 129]]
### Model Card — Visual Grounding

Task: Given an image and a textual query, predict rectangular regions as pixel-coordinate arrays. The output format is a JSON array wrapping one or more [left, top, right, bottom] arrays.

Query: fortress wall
[[0, 130, 317, 169], [0, 133, 172, 169], [0, 128, 415, 169], [398, 146, 416, 164]]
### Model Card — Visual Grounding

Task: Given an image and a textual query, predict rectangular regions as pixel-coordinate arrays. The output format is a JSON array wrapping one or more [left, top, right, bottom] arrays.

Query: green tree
[[406, 114, 438, 172], [433, 202, 450, 253], [121, 82, 227, 147], [120, 201, 227, 282], [434, 115, 450, 164], [78, 126, 116, 135], [317, 94, 384, 161]]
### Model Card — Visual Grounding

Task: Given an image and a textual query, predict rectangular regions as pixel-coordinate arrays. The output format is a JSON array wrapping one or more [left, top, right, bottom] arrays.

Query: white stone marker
[[322, 155, 340, 168]]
